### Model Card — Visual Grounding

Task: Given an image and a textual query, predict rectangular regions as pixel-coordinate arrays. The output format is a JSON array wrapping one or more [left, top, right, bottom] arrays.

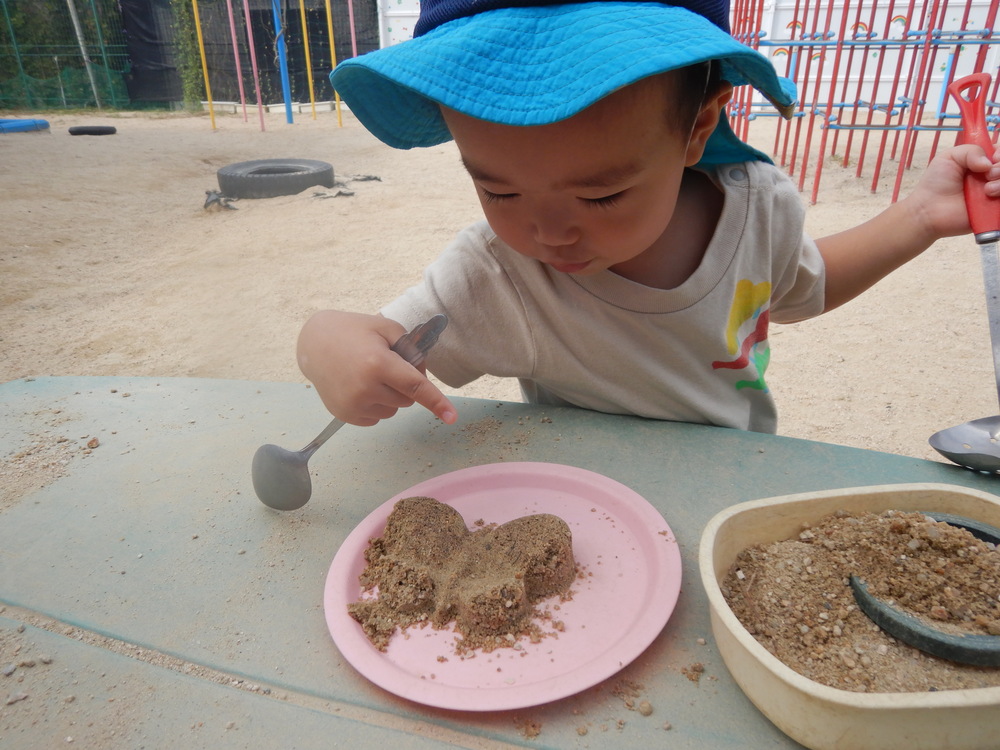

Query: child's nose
[[531, 207, 579, 247]]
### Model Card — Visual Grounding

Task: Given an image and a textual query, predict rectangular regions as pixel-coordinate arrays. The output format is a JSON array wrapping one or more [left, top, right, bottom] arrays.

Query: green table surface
[[1, 376, 997, 749]]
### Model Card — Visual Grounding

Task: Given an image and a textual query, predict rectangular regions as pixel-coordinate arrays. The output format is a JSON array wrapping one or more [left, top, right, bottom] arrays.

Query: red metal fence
[[730, 0, 1000, 202]]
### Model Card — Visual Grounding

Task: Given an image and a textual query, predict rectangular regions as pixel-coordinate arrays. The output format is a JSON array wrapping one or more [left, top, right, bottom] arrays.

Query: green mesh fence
[[0, 61, 129, 108], [0, 0, 131, 109], [0, 0, 379, 111]]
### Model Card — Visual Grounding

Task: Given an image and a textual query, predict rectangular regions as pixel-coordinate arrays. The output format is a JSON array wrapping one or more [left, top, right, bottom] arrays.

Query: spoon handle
[[389, 313, 449, 366], [948, 73, 1000, 241], [299, 417, 347, 458], [298, 314, 450, 457]]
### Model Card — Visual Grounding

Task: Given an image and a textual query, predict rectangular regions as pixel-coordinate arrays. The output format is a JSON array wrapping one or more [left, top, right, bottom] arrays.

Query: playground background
[[0, 107, 994, 465], [4, 0, 1000, 465], [5, 0, 1000, 204]]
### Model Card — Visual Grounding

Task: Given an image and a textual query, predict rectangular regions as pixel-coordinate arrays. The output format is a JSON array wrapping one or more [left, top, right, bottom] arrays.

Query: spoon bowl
[[252, 442, 314, 510], [252, 417, 346, 510], [929, 416, 1000, 473]]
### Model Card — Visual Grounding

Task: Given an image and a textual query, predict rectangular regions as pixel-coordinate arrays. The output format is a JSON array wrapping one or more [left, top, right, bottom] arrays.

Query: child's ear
[[684, 82, 735, 166]]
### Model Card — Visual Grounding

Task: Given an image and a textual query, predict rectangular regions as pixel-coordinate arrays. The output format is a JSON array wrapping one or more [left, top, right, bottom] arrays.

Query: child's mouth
[[548, 260, 591, 274]]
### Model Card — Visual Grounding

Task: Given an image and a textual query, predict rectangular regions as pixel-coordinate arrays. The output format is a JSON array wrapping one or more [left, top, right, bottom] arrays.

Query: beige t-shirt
[[382, 161, 825, 433]]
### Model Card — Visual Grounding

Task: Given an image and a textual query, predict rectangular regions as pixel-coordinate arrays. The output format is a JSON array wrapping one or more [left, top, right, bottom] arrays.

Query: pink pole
[[346, 0, 358, 56], [241, 0, 267, 131], [225, 0, 248, 121]]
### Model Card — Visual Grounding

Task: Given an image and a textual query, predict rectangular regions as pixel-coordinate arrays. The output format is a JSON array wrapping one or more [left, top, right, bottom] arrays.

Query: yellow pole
[[323, 0, 343, 127], [191, 0, 216, 129], [299, 0, 317, 119]]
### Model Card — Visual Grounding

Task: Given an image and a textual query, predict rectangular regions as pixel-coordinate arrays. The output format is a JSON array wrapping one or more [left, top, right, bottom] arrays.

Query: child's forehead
[[442, 95, 683, 186], [460, 147, 650, 190]]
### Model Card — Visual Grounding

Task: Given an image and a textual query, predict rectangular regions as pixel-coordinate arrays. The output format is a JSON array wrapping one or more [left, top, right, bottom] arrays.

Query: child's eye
[[480, 188, 517, 204], [585, 192, 624, 208]]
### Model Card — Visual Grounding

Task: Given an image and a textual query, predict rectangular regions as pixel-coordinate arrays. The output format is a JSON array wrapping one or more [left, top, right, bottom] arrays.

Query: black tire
[[217, 158, 335, 199], [68, 125, 117, 136]]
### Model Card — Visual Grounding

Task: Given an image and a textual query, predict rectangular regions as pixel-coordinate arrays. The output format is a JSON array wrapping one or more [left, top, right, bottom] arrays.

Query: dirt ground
[[1, 106, 996, 463]]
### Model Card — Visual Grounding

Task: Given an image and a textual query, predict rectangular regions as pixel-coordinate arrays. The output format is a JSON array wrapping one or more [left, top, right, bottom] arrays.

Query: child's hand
[[903, 144, 1000, 243], [297, 310, 458, 426]]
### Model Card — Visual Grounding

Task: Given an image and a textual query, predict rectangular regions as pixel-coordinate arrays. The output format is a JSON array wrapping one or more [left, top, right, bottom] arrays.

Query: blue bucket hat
[[329, 0, 796, 165]]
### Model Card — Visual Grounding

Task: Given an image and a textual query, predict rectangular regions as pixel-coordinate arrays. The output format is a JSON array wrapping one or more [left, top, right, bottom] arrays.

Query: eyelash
[[480, 189, 624, 208], [586, 193, 622, 208], [480, 189, 515, 204]]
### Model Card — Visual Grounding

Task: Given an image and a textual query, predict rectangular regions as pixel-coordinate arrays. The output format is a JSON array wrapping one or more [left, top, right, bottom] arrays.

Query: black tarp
[[120, 0, 182, 102]]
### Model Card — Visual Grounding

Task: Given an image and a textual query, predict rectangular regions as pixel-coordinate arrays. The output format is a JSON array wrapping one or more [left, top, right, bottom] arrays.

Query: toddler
[[297, 0, 1000, 433]]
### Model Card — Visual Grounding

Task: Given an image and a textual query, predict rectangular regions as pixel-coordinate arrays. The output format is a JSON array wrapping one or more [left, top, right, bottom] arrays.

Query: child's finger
[[954, 143, 996, 172], [419, 387, 458, 425], [389, 363, 458, 425]]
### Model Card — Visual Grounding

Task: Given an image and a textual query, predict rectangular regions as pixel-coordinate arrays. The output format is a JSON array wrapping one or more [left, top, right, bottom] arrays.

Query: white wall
[[378, 0, 421, 46]]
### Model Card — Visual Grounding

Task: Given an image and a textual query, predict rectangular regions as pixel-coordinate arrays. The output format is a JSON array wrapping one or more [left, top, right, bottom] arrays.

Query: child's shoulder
[[699, 160, 808, 247], [710, 159, 795, 188], [708, 159, 805, 211]]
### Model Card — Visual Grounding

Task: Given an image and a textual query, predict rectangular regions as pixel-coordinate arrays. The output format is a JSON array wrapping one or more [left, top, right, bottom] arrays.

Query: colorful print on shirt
[[711, 279, 771, 391]]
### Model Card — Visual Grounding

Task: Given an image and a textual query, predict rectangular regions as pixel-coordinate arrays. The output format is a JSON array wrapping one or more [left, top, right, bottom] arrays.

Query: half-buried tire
[[68, 125, 116, 135], [217, 158, 335, 199]]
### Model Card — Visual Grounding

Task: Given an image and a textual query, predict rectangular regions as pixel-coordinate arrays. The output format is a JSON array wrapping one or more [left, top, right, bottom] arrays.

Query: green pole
[[65, 0, 103, 108], [0, 0, 32, 107], [85, 0, 118, 107]]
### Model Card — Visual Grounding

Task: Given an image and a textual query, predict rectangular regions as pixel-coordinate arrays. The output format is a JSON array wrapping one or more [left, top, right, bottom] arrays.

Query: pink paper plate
[[324, 461, 681, 711]]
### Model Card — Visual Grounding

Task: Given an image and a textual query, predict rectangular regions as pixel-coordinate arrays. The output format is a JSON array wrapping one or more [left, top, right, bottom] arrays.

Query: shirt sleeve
[[750, 163, 826, 323], [380, 222, 537, 388]]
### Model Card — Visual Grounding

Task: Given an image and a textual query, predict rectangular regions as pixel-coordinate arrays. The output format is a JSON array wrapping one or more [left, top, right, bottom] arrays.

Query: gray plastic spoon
[[252, 314, 449, 510], [848, 511, 1000, 667]]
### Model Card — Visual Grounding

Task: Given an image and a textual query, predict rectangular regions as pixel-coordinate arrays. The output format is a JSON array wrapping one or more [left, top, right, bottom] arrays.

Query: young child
[[297, 0, 1000, 434]]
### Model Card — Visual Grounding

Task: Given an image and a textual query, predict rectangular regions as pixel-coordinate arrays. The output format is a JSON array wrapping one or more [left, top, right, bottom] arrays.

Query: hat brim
[[330, 2, 796, 164]]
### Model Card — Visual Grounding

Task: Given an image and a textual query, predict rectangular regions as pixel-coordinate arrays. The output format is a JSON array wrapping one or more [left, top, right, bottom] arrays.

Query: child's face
[[442, 75, 722, 280]]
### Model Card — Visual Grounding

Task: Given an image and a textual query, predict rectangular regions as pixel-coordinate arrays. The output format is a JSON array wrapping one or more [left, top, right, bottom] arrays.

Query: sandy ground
[[1, 106, 996, 464]]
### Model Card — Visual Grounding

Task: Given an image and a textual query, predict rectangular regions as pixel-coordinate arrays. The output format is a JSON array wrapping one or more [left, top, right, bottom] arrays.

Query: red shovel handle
[[948, 72, 1000, 240]]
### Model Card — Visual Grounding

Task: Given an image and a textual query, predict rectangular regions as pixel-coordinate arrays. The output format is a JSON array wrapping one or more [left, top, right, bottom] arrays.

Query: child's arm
[[816, 144, 1000, 313], [297, 309, 458, 426]]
